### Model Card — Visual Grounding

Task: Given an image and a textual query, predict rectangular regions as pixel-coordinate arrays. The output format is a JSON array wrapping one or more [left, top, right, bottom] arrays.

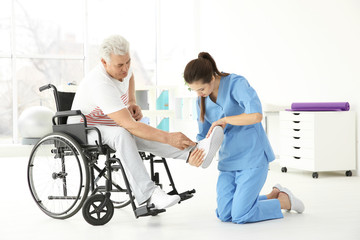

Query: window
[[87, 0, 157, 86], [1, 0, 85, 143], [156, 0, 198, 86], [0, 0, 12, 143], [0, 0, 197, 143], [0, 59, 12, 143]]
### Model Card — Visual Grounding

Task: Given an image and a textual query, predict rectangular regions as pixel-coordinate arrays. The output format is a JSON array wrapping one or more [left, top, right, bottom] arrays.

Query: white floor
[[1, 157, 359, 240]]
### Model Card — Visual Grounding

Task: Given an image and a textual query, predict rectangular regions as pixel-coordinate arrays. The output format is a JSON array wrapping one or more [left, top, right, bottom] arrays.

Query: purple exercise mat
[[288, 102, 350, 111]]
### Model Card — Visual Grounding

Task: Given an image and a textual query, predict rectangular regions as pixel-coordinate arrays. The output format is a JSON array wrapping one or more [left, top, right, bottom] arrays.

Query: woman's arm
[[206, 113, 262, 138], [224, 112, 262, 125]]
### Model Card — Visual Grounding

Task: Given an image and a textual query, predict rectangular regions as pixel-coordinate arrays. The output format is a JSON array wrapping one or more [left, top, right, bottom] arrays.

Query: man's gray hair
[[100, 35, 130, 63]]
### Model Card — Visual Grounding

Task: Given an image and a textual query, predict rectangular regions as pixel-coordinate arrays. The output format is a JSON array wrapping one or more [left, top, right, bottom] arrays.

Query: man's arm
[[128, 74, 136, 105], [127, 74, 142, 121], [108, 108, 195, 150]]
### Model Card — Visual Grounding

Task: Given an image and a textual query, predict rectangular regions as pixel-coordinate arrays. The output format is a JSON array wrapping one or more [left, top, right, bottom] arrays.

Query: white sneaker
[[148, 186, 180, 209], [197, 126, 224, 169], [281, 187, 305, 213], [273, 184, 283, 191]]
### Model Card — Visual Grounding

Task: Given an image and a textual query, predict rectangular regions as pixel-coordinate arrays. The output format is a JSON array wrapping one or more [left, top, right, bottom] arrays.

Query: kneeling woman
[[184, 52, 304, 224]]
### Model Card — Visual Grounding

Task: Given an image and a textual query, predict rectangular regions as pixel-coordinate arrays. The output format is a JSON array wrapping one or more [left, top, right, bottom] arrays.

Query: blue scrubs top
[[196, 74, 275, 171]]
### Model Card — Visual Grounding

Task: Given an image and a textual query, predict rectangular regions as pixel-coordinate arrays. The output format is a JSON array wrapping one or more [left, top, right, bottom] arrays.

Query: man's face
[[102, 53, 131, 81]]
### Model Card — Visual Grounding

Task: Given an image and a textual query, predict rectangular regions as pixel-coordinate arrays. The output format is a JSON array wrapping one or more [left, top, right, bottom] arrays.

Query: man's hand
[[127, 104, 143, 121], [168, 132, 196, 150]]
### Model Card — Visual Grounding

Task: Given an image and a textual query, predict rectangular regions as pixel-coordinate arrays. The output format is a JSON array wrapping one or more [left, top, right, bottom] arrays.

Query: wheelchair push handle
[[39, 84, 61, 112], [39, 84, 57, 92]]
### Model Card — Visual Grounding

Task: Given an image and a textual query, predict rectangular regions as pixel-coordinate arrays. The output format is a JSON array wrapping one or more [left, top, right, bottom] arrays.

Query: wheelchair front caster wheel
[[82, 194, 114, 226]]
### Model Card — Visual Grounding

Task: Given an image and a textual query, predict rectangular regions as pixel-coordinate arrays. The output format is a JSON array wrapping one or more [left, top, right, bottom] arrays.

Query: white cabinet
[[279, 111, 356, 178]]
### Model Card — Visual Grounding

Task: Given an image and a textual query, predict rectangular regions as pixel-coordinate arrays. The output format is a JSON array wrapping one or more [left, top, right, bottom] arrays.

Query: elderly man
[[69, 35, 223, 210]]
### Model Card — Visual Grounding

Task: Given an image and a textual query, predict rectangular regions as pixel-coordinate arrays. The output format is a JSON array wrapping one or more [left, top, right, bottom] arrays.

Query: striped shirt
[[69, 64, 132, 127]]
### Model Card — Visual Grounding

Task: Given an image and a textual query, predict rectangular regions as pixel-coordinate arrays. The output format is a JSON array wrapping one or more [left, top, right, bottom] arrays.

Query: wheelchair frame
[[27, 84, 195, 225]]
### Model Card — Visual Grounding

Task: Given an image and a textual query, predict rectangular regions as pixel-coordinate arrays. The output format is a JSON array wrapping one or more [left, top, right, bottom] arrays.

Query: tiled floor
[[1, 157, 359, 240]]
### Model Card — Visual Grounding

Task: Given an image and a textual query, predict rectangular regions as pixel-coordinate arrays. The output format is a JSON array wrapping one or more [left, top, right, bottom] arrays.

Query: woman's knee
[[216, 209, 232, 222], [231, 213, 250, 224], [230, 202, 255, 224], [216, 207, 250, 224]]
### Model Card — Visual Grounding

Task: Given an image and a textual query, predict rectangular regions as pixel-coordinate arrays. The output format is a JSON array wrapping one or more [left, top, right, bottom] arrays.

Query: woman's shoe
[[273, 184, 283, 191], [281, 187, 305, 213]]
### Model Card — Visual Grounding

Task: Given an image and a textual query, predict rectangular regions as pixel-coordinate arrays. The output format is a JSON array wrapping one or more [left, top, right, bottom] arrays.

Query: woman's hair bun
[[198, 52, 210, 59]]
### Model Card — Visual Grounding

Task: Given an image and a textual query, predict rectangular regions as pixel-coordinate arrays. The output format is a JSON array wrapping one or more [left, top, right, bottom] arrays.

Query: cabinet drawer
[[280, 120, 314, 130], [280, 146, 314, 158], [280, 127, 314, 138], [280, 135, 314, 148], [280, 111, 314, 121], [280, 155, 314, 170]]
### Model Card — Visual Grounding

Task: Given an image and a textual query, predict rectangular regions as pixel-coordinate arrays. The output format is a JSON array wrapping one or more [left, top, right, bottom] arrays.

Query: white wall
[[195, 0, 360, 174]]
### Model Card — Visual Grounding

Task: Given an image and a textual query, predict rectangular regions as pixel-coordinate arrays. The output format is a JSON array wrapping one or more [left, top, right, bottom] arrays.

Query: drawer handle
[[293, 121, 300, 123], [293, 146, 301, 149], [293, 156, 301, 159], [293, 129, 300, 131], [293, 137, 300, 139], [293, 113, 300, 115]]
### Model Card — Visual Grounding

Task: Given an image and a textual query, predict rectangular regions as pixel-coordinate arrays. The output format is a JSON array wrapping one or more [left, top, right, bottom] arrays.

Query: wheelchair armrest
[[52, 110, 87, 126], [85, 126, 105, 152], [55, 110, 82, 117]]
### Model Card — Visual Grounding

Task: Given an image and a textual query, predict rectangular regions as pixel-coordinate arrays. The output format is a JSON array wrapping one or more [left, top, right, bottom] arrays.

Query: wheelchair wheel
[[27, 132, 90, 219], [82, 194, 114, 226]]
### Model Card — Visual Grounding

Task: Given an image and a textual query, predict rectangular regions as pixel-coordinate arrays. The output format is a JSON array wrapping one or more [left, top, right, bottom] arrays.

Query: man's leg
[[134, 136, 193, 160], [87, 125, 155, 204]]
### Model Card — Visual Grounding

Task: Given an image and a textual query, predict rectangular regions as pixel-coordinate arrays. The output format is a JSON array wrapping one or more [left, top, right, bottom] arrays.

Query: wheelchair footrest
[[135, 204, 166, 218], [179, 189, 196, 202]]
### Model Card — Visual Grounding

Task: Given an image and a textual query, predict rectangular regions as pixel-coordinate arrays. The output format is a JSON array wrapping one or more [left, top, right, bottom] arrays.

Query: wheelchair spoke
[[89, 209, 97, 215], [28, 133, 89, 219]]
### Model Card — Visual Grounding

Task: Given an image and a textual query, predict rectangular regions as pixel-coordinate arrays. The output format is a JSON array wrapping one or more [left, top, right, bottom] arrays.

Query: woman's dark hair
[[184, 52, 229, 122]]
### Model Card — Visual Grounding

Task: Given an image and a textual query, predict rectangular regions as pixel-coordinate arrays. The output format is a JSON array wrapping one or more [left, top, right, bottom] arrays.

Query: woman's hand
[[187, 148, 205, 167], [206, 117, 226, 138], [127, 104, 143, 121]]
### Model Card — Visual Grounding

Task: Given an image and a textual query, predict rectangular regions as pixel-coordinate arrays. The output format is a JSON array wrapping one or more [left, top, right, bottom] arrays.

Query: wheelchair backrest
[[54, 91, 88, 145], [40, 84, 89, 146], [57, 91, 76, 124]]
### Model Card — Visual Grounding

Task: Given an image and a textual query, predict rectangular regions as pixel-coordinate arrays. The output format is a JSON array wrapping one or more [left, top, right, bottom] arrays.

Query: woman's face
[[187, 76, 216, 97]]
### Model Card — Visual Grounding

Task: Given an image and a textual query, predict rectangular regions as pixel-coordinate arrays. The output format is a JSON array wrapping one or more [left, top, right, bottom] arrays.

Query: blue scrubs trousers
[[216, 164, 283, 224]]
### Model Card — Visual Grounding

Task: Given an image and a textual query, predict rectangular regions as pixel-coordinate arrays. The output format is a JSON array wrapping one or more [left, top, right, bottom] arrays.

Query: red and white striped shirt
[[82, 92, 129, 126], [69, 64, 132, 127]]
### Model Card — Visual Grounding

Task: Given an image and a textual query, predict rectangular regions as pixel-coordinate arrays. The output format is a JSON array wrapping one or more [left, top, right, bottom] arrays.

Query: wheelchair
[[27, 84, 195, 225]]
